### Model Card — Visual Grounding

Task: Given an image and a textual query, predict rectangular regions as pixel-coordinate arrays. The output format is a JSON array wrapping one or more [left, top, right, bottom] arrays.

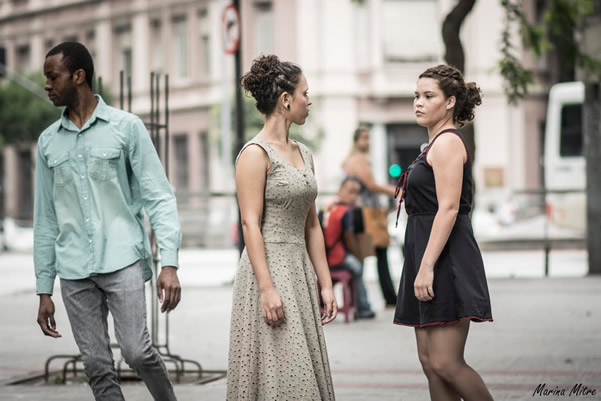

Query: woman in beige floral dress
[[227, 55, 337, 401]]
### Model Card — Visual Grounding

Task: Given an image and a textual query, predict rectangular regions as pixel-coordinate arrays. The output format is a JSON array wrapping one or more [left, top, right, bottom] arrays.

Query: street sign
[[221, 3, 240, 55]]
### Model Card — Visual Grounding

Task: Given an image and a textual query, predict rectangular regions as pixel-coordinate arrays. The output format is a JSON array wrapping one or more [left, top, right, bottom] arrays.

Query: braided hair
[[419, 65, 482, 127], [240, 54, 302, 115]]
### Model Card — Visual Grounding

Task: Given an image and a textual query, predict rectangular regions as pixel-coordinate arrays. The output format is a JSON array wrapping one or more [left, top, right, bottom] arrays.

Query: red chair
[[319, 269, 356, 323]]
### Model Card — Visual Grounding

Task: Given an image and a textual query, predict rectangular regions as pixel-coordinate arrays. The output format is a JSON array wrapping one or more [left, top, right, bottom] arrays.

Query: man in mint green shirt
[[34, 42, 180, 401]]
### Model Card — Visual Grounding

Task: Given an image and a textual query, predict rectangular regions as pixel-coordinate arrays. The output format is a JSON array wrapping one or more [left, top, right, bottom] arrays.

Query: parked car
[[544, 81, 585, 232]]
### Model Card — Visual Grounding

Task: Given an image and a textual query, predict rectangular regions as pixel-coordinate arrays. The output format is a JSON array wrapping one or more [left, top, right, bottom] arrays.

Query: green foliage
[[499, 0, 601, 104], [0, 72, 60, 149]]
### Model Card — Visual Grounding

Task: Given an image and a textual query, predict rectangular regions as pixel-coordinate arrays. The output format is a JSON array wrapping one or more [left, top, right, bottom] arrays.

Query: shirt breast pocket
[[89, 148, 121, 181], [49, 153, 73, 187]]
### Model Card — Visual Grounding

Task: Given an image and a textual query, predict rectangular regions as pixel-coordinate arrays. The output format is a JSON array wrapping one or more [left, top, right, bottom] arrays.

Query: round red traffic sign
[[221, 3, 240, 55]]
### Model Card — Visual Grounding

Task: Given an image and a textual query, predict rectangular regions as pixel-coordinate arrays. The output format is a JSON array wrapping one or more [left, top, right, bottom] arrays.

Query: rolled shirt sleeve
[[128, 117, 182, 268], [33, 141, 59, 295]]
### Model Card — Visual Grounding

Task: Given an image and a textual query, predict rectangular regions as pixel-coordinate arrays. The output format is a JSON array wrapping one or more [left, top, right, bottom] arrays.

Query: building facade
[[0, 0, 551, 246]]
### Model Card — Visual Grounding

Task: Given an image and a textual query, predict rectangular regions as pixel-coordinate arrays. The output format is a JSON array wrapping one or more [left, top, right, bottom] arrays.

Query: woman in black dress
[[394, 65, 494, 401]]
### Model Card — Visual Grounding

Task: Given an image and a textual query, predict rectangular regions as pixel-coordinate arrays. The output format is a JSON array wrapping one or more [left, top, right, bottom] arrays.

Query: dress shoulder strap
[[295, 140, 313, 171], [235, 139, 274, 167]]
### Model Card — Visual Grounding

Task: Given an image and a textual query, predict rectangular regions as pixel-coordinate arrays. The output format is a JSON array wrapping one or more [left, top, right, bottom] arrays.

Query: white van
[[544, 81, 585, 232]]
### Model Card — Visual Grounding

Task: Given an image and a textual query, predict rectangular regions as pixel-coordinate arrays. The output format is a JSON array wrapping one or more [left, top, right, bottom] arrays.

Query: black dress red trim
[[393, 129, 493, 328]]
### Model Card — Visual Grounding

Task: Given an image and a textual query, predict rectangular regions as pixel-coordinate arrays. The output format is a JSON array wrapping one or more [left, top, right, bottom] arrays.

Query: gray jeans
[[60, 260, 176, 401]]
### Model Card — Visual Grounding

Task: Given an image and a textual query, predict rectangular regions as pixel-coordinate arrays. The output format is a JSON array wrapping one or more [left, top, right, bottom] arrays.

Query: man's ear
[[73, 69, 86, 86]]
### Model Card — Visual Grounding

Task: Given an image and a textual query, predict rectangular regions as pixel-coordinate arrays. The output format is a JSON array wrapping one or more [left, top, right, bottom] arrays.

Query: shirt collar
[[59, 95, 110, 132]]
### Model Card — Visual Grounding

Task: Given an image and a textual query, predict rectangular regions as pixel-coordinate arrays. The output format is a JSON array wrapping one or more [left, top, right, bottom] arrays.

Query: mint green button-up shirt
[[34, 96, 181, 295]]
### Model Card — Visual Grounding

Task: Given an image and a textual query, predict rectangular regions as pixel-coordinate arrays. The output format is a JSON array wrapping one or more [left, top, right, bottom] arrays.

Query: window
[[198, 8, 211, 77], [15, 44, 30, 72], [174, 135, 190, 190], [560, 104, 583, 157], [173, 16, 189, 79], [254, 1, 274, 54], [151, 19, 164, 73], [381, 0, 439, 63], [0, 46, 6, 76], [63, 34, 78, 43], [200, 132, 210, 189], [115, 26, 132, 78]]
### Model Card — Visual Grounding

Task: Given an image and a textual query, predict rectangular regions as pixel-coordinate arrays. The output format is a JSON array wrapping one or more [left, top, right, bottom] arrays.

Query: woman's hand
[[260, 287, 285, 326], [320, 287, 338, 324], [414, 267, 435, 302]]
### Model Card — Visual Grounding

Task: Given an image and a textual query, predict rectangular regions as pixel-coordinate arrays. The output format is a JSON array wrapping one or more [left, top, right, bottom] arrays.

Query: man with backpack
[[321, 177, 375, 319]]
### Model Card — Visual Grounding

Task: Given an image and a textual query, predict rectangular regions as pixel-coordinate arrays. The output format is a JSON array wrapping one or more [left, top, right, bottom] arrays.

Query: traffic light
[[389, 164, 402, 178]]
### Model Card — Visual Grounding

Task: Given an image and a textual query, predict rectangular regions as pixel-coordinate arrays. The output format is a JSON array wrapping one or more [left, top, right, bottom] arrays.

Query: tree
[[441, 0, 478, 162], [499, 0, 601, 275], [0, 72, 59, 149]]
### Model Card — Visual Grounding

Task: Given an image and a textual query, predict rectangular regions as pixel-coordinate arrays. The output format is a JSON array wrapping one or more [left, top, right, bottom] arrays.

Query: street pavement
[[1, 246, 600, 401]]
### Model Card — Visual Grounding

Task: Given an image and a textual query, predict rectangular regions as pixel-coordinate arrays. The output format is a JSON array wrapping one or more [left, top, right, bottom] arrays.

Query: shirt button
[[103, 153, 107, 157], [85, 218, 89, 222], [88, 239, 92, 243], [81, 175, 85, 179], [84, 196, 88, 200], [78, 154, 82, 158]]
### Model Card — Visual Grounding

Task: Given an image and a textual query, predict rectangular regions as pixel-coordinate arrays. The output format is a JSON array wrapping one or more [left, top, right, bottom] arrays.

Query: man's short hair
[[340, 176, 362, 188], [46, 42, 94, 89]]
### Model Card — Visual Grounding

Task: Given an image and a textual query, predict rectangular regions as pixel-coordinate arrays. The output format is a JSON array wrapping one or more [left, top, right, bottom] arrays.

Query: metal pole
[[119, 70, 124, 110], [156, 73, 161, 164], [165, 74, 170, 178], [233, 0, 245, 256], [98, 77, 103, 99], [149, 71, 158, 345], [127, 75, 132, 113]]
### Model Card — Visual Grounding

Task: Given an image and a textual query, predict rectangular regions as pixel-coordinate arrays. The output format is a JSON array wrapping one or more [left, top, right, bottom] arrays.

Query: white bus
[[544, 81, 585, 232]]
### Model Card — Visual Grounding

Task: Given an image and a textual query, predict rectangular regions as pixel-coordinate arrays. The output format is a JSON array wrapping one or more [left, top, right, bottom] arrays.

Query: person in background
[[322, 176, 375, 319], [394, 64, 493, 401], [34, 42, 181, 401], [343, 126, 398, 306]]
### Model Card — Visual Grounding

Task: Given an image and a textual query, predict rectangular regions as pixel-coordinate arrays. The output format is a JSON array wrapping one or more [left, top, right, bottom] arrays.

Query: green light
[[389, 164, 402, 178]]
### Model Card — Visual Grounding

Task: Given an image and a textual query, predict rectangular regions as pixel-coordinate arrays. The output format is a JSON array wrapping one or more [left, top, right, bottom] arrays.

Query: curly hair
[[46, 42, 94, 90], [419, 64, 482, 127], [240, 54, 302, 115]]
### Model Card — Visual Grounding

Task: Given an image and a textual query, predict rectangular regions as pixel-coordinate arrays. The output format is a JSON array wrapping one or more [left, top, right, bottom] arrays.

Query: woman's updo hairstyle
[[419, 64, 482, 127], [240, 54, 303, 115]]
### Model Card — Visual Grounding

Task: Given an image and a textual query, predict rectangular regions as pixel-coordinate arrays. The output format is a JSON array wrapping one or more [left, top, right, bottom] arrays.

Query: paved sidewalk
[[1, 249, 600, 400]]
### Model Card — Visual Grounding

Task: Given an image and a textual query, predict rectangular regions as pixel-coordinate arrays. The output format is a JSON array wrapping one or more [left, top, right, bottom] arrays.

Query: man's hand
[[157, 266, 181, 313], [37, 294, 61, 338]]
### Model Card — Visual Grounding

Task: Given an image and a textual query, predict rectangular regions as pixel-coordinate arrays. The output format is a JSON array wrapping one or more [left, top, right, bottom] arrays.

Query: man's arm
[[33, 142, 61, 337], [128, 117, 182, 312]]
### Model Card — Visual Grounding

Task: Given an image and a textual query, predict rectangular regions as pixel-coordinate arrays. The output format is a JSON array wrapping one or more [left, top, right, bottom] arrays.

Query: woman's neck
[[259, 114, 293, 144], [427, 119, 456, 143]]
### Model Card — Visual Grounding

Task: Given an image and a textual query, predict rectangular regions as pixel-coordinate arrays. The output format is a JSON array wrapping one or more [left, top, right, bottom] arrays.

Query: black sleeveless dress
[[393, 129, 493, 328]]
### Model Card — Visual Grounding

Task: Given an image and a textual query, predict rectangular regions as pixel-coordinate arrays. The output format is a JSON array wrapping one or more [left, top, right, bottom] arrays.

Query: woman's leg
[[415, 328, 460, 401], [427, 320, 494, 401]]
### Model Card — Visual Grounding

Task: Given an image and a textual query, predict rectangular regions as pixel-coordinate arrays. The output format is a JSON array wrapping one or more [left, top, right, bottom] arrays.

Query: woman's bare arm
[[346, 154, 396, 197], [414, 134, 466, 302], [236, 144, 284, 324]]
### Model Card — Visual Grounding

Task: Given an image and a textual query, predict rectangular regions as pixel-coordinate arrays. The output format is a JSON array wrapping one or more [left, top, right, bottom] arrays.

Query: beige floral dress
[[227, 139, 336, 401]]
